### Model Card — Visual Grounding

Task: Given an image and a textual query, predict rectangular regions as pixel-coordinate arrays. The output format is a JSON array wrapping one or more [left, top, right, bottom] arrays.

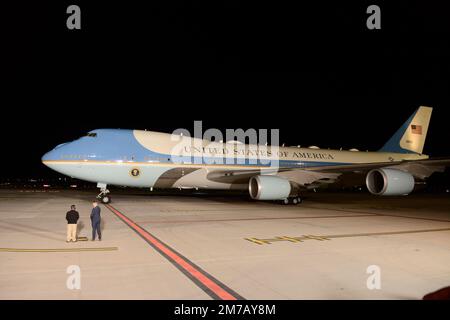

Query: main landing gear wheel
[[280, 196, 302, 205]]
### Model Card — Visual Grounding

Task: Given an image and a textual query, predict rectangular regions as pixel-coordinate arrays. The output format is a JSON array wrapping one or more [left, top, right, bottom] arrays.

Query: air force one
[[42, 106, 450, 204]]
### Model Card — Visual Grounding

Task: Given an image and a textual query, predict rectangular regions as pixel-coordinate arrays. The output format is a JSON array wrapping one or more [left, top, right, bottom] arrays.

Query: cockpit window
[[86, 133, 97, 137]]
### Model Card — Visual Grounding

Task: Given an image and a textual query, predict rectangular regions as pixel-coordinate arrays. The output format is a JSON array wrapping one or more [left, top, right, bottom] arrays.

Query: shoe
[[99, 238, 102, 241], [91, 239, 95, 241], [66, 241, 70, 243]]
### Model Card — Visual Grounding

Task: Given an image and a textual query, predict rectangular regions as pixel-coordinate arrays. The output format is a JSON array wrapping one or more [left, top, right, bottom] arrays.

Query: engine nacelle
[[249, 175, 292, 200], [366, 168, 414, 196]]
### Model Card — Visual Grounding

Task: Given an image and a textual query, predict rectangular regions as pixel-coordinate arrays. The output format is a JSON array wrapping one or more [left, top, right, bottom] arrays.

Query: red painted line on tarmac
[[104, 204, 244, 300]]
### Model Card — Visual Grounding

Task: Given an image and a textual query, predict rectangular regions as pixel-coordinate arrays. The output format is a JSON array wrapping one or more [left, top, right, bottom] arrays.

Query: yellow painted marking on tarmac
[[0, 247, 118, 253], [322, 227, 450, 239], [245, 228, 450, 245], [301, 235, 330, 241], [244, 238, 272, 245], [275, 236, 303, 243]]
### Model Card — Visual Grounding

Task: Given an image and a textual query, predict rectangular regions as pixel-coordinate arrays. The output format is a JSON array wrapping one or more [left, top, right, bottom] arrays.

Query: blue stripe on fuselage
[[42, 129, 352, 168]]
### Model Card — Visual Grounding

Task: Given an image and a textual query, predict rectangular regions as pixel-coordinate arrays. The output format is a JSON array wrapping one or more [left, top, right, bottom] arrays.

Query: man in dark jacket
[[90, 201, 102, 241], [66, 205, 79, 242]]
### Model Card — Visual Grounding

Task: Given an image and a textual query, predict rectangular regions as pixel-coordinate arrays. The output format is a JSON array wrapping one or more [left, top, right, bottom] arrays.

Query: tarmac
[[0, 188, 449, 299]]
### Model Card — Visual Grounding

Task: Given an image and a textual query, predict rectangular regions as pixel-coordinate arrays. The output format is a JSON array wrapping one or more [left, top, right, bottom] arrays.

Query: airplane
[[42, 106, 450, 205]]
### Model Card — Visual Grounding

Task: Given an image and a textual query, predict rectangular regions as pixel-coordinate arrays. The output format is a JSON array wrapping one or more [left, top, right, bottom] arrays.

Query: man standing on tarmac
[[66, 205, 79, 242], [90, 201, 102, 241]]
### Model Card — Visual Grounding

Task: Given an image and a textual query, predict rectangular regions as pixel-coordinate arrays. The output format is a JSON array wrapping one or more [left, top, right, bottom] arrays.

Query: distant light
[[43, 184, 50, 188], [70, 185, 77, 188]]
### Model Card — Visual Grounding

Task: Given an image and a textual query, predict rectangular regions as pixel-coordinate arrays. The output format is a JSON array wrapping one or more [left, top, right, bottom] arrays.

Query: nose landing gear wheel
[[100, 195, 111, 204], [96, 183, 111, 204]]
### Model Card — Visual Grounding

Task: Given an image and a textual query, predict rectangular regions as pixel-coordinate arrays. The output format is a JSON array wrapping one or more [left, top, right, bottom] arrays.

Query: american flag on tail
[[411, 124, 422, 135]]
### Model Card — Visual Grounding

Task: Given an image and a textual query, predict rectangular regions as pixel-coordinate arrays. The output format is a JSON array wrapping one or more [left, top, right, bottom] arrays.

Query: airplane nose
[[41, 149, 57, 164], [41, 143, 68, 163]]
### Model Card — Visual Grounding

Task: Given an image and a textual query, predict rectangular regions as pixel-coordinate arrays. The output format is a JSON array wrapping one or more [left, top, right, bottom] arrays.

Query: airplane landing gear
[[96, 183, 111, 204], [280, 196, 302, 205], [100, 194, 111, 204]]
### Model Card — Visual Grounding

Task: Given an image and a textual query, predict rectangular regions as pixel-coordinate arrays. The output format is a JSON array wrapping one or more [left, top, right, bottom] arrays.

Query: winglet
[[379, 106, 432, 154]]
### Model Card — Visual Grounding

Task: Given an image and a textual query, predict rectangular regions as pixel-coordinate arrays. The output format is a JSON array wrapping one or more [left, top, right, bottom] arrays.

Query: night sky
[[2, 1, 450, 180]]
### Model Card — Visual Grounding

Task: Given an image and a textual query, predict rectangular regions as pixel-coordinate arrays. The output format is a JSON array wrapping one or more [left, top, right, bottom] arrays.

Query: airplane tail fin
[[379, 106, 432, 154]]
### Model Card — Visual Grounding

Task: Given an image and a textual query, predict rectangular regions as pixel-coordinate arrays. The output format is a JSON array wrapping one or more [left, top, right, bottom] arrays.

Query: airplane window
[[86, 133, 97, 137]]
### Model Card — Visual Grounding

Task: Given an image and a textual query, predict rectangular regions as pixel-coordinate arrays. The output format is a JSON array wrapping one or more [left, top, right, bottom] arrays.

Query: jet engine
[[249, 175, 292, 200], [366, 168, 415, 196]]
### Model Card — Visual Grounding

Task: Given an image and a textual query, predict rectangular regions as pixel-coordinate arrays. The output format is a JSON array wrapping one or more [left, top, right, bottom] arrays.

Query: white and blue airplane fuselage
[[42, 106, 448, 204]]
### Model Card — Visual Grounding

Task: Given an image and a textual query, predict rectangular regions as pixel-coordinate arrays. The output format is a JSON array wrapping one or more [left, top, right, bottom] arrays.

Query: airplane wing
[[303, 157, 450, 180], [281, 157, 450, 187], [205, 157, 450, 187]]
